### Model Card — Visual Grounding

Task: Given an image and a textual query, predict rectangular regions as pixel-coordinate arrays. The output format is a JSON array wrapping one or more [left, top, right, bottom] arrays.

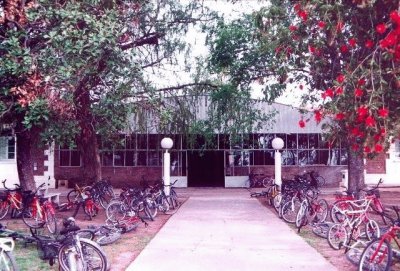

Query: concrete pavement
[[126, 188, 337, 271]]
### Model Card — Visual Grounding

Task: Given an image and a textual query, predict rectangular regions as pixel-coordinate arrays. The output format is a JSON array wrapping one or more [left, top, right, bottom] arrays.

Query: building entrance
[[187, 151, 225, 187]]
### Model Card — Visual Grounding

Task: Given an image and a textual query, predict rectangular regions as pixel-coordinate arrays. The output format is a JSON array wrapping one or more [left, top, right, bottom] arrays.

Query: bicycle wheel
[[67, 189, 79, 203], [143, 202, 157, 221], [22, 206, 45, 229], [327, 223, 348, 250], [314, 199, 329, 223], [45, 210, 58, 234], [330, 200, 354, 223], [272, 192, 282, 213], [106, 201, 127, 222], [59, 238, 107, 271], [295, 200, 308, 228], [157, 196, 170, 213], [358, 239, 392, 271], [281, 198, 301, 224], [76, 229, 95, 240], [365, 219, 381, 241], [0, 250, 19, 271], [316, 176, 326, 187], [262, 177, 273, 188], [346, 241, 367, 266], [0, 201, 10, 220], [312, 222, 331, 239], [96, 231, 121, 246]]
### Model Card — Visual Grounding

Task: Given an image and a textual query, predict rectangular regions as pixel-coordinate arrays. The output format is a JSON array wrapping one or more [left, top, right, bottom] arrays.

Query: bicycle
[[32, 217, 108, 270], [327, 194, 381, 251], [0, 180, 25, 219], [245, 172, 272, 189], [0, 237, 18, 271], [358, 206, 400, 271], [295, 191, 328, 230], [21, 183, 58, 234]]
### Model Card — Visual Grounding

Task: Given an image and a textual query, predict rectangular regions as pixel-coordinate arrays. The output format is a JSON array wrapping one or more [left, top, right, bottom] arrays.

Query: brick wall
[[365, 153, 386, 174]]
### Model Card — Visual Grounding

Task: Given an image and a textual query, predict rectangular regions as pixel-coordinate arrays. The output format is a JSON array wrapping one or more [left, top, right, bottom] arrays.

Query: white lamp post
[[161, 137, 173, 196], [272, 137, 284, 188]]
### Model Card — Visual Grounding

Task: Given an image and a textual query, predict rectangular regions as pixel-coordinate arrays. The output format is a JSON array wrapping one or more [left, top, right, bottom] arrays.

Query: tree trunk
[[74, 87, 102, 184], [15, 127, 37, 191], [347, 147, 365, 196]]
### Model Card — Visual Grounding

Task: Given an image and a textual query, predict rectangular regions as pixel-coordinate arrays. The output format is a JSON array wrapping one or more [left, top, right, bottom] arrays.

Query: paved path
[[126, 188, 337, 271]]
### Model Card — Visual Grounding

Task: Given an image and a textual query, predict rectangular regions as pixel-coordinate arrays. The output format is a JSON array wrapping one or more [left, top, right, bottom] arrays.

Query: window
[[59, 145, 81, 167], [393, 140, 400, 160], [0, 137, 15, 160]]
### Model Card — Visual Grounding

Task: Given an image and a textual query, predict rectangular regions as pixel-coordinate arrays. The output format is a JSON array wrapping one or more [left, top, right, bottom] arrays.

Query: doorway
[[187, 151, 225, 187]]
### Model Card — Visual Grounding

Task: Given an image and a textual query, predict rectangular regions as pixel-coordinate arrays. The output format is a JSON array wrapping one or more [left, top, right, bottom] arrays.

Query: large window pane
[[282, 150, 297, 165], [102, 151, 113, 166], [114, 151, 125, 166], [318, 150, 330, 165], [137, 134, 147, 149], [309, 134, 318, 148], [126, 135, 136, 149], [137, 151, 147, 166], [148, 151, 160, 166], [148, 134, 159, 150], [287, 134, 297, 149], [298, 150, 308, 165], [70, 151, 81, 166], [7, 137, 15, 159], [298, 134, 308, 149], [125, 151, 136, 166], [340, 149, 348, 165], [59, 151, 70, 167]]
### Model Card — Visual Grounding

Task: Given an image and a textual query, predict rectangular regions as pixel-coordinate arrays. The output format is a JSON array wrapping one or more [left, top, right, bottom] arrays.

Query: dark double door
[[187, 151, 225, 187]]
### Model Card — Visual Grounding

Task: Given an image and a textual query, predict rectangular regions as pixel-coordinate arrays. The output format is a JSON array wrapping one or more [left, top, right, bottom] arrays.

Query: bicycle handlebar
[[2, 179, 21, 191]]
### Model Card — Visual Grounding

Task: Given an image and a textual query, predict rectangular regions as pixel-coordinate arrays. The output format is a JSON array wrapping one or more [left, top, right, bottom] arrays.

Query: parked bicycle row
[[253, 175, 400, 271], [0, 178, 181, 271]]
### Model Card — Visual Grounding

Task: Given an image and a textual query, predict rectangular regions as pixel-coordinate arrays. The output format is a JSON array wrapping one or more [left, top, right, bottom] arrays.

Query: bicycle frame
[[0, 238, 15, 269], [369, 226, 400, 264]]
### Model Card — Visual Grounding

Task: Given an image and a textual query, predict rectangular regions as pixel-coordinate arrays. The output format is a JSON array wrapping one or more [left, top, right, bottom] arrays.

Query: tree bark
[[347, 147, 365, 196], [74, 87, 102, 184], [15, 122, 37, 191]]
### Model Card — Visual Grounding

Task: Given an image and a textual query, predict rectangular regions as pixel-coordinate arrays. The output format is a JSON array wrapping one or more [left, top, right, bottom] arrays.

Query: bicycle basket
[[37, 237, 58, 260]]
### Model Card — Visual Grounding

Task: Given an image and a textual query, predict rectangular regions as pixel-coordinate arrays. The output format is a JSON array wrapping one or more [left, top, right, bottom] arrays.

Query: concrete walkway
[[126, 188, 337, 271]]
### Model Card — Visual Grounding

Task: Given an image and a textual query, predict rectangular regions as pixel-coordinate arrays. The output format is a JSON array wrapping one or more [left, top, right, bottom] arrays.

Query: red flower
[[390, 11, 400, 24], [354, 88, 363, 97], [314, 110, 322, 123], [374, 144, 383, 153], [365, 40, 374, 49], [336, 74, 345, 84], [294, 4, 301, 12], [335, 87, 343, 95], [380, 32, 397, 48], [365, 116, 376, 127], [298, 10, 308, 22], [309, 45, 316, 54], [318, 21, 326, 29], [378, 107, 389, 118], [376, 23, 387, 34], [358, 78, 366, 86], [351, 127, 360, 137], [340, 45, 349, 53], [298, 119, 306, 128], [323, 88, 334, 99], [289, 25, 298, 32], [357, 106, 369, 118], [364, 146, 371, 153], [349, 38, 357, 47], [380, 128, 386, 135], [336, 112, 345, 120]]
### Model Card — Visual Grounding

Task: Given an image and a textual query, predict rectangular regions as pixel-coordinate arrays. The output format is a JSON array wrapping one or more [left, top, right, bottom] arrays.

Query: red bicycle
[[358, 206, 400, 271], [0, 180, 24, 219], [22, 183, 58, 234]]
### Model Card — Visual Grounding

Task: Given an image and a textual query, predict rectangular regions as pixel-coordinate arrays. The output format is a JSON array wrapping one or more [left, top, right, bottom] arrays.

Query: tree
[[206, 0, 400, 191]]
